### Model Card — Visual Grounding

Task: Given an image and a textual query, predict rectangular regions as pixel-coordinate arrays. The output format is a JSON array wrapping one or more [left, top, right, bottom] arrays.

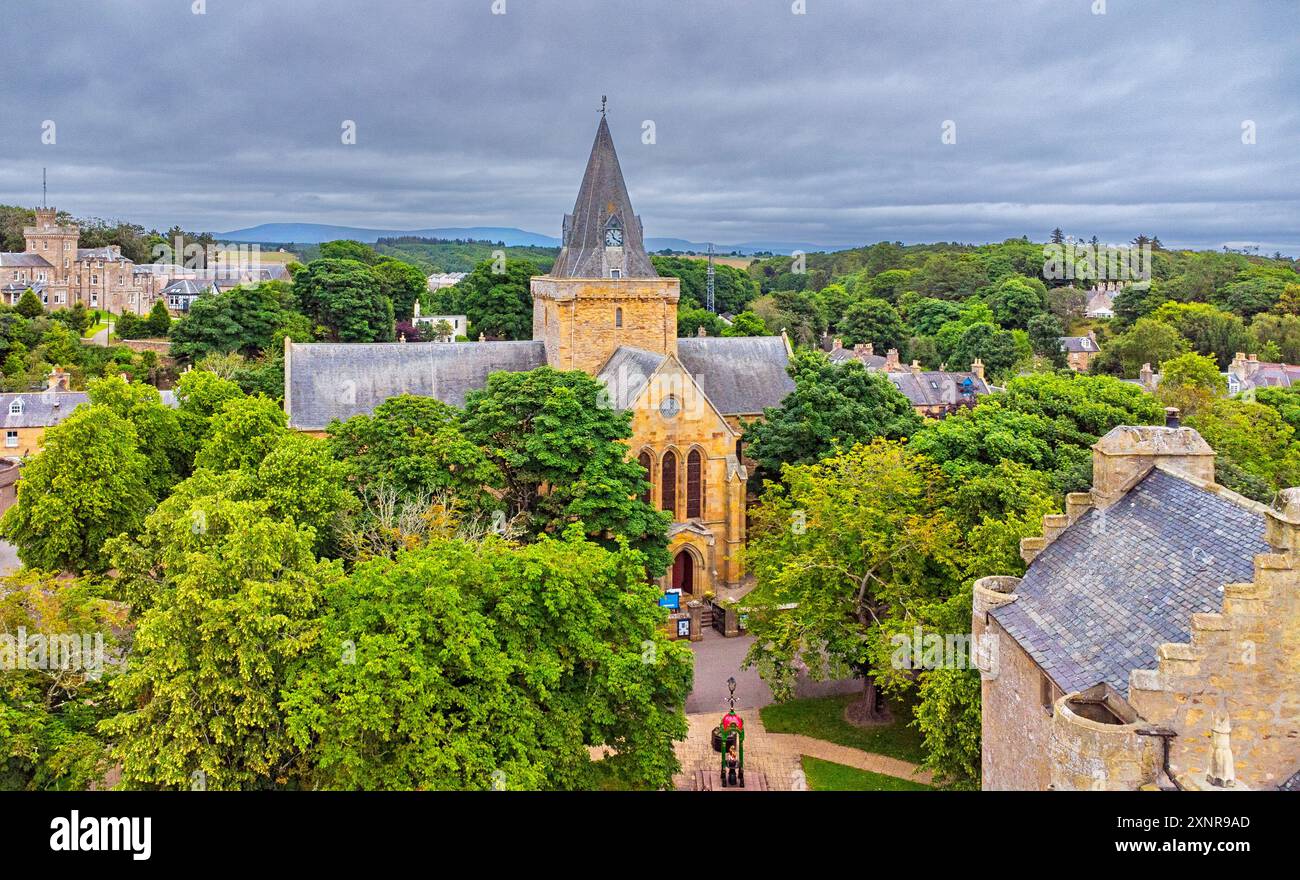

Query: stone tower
[[532, 113, 679, 375], [23, 207, 78, 284]]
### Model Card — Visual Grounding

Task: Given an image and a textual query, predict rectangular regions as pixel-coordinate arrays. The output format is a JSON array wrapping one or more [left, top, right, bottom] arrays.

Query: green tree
[[743, 440, 960, 720], [86, 375, 187, 496], [194, 395, 290, 473], [836, 297, 908, 352], [371, 258, 427, 323], [145, 300, 171, 337], [0, 406, 154, 572], [283, 527, 692, 790], [721, 310, 767, 337], [743, 350, 922, 476], [677, 307, 726, 339], [438, 258, 539, 341], [102, 493, 342, 789], [318, 239, 380, 264], [1026, 312, 1066, 366], [461, 367, 671, 575], [985, 275, 1047, 330], [1093, 317, 1189, 377], [327, 395, 496, 507], [294, 258, 394, 343], [1151, 301, 1251, 369], [15, 289, 43, 319], [170, 281, 308, 361], [1156, 352, 1226, 417]]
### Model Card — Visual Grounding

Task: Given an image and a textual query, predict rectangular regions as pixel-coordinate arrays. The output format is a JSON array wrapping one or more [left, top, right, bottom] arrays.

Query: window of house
[[610, 268, 621, 279], [615, 307, 623, 328], [686, 449, 704, 519], [9, 400, 23, 416], [5, 431, 17, 448], [637, 451, 653, 505], [661, 449, 678, 518]]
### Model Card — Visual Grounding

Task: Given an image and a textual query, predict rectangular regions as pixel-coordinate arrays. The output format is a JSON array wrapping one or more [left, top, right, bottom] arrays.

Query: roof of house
[[549, 115, 656, 279], [0, 388, 177, 430], [285, 340, 548, 430], [827, 346, 887, 369], [0, 253, 54, 268], [1085, 289, 1115, 315], [991, 467, 1268, 696], [76, 247, 128, 262], [1060, 335, 1099, 353], [884, 370, 989, 408], [161, 279, 211, 297], [1280, 770, 1300, 792], [675, 335, 795, 415], [1236, 362, 1300, 389]]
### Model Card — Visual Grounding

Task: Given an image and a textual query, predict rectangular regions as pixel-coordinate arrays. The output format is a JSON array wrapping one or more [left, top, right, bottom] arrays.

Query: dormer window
[[9, 399, 23, 416], [610, 268, 621, 280]]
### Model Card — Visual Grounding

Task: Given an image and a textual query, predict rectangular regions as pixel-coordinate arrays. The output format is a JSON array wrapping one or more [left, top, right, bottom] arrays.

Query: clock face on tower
[[605, 226, 623, 247]]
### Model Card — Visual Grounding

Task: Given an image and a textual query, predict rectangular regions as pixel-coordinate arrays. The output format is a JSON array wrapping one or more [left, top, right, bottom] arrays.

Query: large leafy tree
[[103, 493, 342, 790], [283, 527, 692, 790], [169, 280, 308, 361], [985, 275, 1047, 330], [293, 258, 394, 342], [1093, 316, 1189, 377], [742, 440, 961, 720], [371, 258, 427, 323], [461, 367, 670, 575], [743, 349, 922, 477], [86, 375, 187, 496], [0, 406, 154, 572], [650, 256, 759, 314], [0, 570, 125, 790], [326, 395, 495, 508], [194, 395, 290, 473], [437, 258, 538, 340], [1151, 301, 1251, 369], [836, 297, 909, 352]]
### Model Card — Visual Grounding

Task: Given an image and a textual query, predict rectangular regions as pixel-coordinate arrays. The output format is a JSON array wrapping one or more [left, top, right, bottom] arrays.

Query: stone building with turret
[[285, 113, 795, 595], [0, 207, 164, 315], [974, 413, 1300, 791]]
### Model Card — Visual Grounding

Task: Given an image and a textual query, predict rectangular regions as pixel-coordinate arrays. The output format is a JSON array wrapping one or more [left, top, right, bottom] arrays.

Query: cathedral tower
[[532, 112, 679, 375]]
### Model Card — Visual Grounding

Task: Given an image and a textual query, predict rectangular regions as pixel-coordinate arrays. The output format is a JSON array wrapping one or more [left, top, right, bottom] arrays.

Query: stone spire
[[550, 113, 657, 279]]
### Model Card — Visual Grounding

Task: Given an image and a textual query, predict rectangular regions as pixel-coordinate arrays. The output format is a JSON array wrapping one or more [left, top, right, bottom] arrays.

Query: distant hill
[[216, 223, 561, 248], [215, 222, 830, 255]]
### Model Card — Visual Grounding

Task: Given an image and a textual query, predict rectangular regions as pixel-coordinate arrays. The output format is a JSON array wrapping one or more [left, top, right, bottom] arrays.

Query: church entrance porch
[[671, 548, 694, 594]]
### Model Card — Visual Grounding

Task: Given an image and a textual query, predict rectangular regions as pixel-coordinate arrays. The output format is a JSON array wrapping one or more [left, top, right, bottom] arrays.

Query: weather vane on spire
[[599, 95, 607, 116]]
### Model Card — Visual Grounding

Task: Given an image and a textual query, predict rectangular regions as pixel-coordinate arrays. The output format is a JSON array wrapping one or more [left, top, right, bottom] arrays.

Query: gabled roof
[[285, 340, 547, 430], [0, 389, 177, 430], [991, 468, 1268, 696], [675, 335, 795, 415], [161, 279, 211, 297], [0, 253, 53, 268], [549, 115, 656, 279], [884, 370, 989, 408], [1060, 335, 1098, 353], [596, 345, 666, 409]]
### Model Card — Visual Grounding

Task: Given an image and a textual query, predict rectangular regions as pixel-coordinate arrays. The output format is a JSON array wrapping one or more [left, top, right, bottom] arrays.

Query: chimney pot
[[1164, 407, 1181, 428], [831, 337, 842, 350]]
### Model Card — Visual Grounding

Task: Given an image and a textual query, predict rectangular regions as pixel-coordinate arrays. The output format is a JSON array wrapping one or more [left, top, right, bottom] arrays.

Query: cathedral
[[286, 113, 795, 593]]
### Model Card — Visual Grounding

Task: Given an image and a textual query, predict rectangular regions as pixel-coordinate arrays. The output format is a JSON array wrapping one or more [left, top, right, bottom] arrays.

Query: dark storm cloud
[[1, 0, 1296, 251]]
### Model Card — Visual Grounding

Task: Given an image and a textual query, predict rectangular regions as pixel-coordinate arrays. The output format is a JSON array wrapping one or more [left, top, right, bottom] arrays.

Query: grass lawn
[[801, 755, 932, 791], [82, 319, 110, 339], [759, 692, 926, 765]]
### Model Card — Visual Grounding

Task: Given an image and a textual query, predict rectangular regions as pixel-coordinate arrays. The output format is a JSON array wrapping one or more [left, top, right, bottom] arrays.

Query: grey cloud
[[1, 0, 1296, 252]]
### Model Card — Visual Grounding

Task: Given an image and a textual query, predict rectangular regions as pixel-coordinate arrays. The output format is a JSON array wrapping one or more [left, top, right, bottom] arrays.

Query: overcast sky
[[1, 0, 1296, 251]]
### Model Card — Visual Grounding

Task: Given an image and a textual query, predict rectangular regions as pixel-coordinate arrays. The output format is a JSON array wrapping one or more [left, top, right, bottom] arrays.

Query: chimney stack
[[697, 325, 708, 337], [1091, 425, 1216, 508], [883, 348, 901, 372], [831, 337, 841, 350], [970, 358, 985, 381], [910, 359, 922, 374]]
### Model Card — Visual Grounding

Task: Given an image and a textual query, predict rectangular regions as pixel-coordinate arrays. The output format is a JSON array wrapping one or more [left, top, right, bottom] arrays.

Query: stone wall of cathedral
[[531, 276, 679, 375]]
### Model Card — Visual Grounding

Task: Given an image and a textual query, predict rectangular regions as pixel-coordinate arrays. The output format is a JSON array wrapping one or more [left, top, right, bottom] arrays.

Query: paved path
[[671, 711, 933, 790], [685, 628, 860, 714], [676, 631, 931, 790], [89, 327, 110, 347]]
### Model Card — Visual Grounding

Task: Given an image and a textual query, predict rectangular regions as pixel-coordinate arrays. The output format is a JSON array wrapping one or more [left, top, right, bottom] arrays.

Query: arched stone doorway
[[671, 548, 695, 594]]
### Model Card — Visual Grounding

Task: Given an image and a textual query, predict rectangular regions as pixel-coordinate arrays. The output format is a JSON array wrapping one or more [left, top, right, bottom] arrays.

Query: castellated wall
[[531, 276, 680, 375], [973, 576, 1054, 791], [1128, 546, 1300, 790], [1048, 692, 1162, 791]]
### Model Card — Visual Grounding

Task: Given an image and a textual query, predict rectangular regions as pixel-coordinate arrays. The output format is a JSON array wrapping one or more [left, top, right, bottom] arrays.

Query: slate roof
[[0, 389, 177, 430], [675, 336, 795, 415], [285, 340, 547, 430], [77, 247, 127, 261], [884, 370, 989, 408], [1060, 335, 1099, 353], [550, 115, 656, 279], [161, 279, 211, 298], [596, 345, 666, 410], [0, 253, 54, 268], [1280, 770, 1300, 792], [991, 468, 1268, 697], [827, 346, 887, 369]]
